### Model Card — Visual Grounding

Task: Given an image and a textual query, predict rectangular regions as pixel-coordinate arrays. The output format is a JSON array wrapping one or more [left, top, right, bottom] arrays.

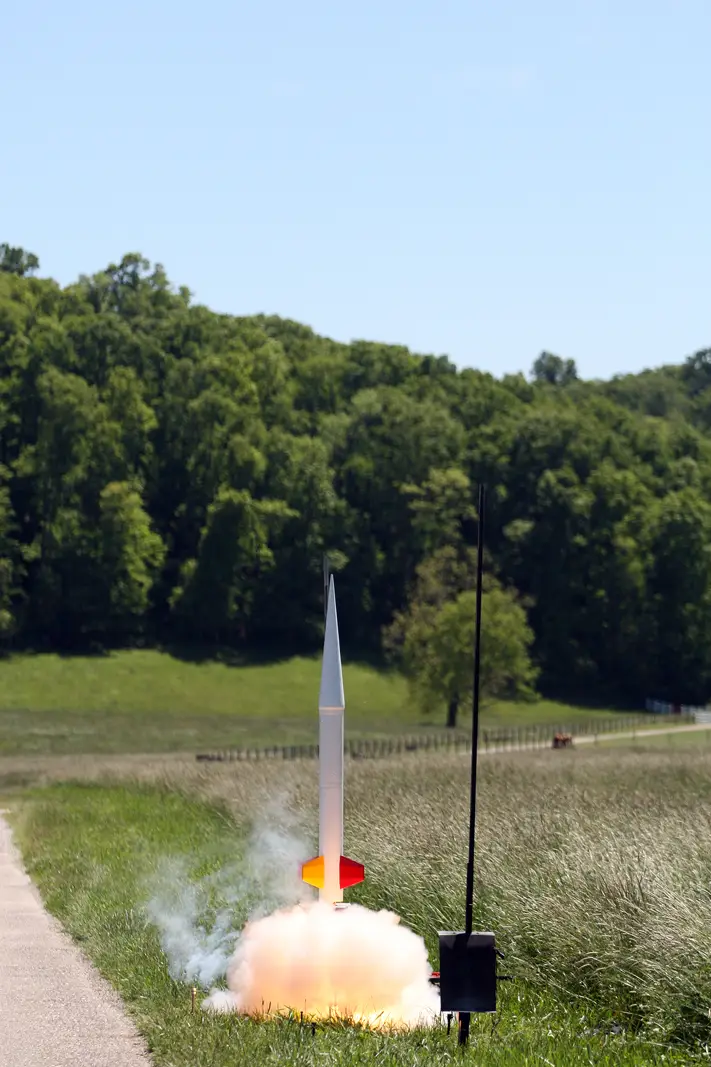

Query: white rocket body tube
[[302, 576, 364, 904], [319, 708, 344, 903], [318, 577, 346, 903]]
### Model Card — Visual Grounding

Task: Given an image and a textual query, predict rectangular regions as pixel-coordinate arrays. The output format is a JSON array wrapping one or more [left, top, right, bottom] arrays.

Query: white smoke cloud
[[145, 864, 238, 988], [204, 900, 441, 1028], [146, 795, 440, 1029], [145, 798, 311, 988]]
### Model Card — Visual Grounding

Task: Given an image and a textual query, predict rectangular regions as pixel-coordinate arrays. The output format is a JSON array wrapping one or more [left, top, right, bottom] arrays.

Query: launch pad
[[297, 486, 507, 1041]]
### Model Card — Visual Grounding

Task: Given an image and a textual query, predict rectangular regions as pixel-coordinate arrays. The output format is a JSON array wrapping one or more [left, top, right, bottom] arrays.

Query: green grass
[[0, 649, 639, 756], [10, 746, 711, 1065], [600, 726, 711, 750]]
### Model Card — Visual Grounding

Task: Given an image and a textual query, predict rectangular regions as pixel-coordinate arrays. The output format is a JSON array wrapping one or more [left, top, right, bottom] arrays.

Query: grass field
[[601, 727, 711, 750], [0, 649, 640, 756], [8, 743, 711, 1065]]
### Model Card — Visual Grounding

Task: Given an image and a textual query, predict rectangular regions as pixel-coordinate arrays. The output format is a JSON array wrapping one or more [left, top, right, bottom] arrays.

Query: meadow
[[8, 740, 711, 1065], [0, 649, 637, 756]]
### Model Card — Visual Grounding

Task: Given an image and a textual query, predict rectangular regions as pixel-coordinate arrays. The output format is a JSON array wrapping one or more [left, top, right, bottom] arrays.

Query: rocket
[[301, 575, 365, 904]]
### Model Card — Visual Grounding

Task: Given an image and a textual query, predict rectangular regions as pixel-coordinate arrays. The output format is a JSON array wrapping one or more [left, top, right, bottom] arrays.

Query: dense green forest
[[2, 242, 711, 705]]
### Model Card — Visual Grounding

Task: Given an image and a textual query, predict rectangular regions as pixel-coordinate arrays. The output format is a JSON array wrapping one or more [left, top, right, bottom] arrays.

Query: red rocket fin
[[339, 856, 365, 889]]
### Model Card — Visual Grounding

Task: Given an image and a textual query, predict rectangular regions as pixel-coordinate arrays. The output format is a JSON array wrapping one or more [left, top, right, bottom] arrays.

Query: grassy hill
[[0, 649, 635, 756]]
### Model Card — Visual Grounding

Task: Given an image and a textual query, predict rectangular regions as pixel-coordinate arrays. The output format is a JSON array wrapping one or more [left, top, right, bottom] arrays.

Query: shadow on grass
[[158, 641, 293, 668], [1, 637, 401, 675], [0, 641, 305, 670], [538, 677, 641, 713], [161, 639, 398, 673]]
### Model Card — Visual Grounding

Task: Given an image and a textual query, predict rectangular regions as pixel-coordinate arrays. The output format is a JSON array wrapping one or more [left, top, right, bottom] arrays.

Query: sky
[[3, 0, 710, 381]]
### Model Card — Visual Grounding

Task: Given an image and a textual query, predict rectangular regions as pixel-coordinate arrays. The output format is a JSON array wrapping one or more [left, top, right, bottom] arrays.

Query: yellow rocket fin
[[301, 855, 325, 889]]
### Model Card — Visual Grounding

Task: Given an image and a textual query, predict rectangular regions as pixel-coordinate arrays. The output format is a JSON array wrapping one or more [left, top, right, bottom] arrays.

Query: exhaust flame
[[203, 900, 440, 1028]]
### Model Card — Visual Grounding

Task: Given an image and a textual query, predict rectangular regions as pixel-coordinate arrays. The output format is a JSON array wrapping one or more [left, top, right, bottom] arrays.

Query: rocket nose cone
[[319, 576, 345, 709]]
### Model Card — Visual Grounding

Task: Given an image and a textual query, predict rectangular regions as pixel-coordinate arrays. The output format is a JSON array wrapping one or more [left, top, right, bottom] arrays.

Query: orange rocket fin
[[339, 856, 365, 889], [302, 855, 364, 890], [301, 855, 325, 889]]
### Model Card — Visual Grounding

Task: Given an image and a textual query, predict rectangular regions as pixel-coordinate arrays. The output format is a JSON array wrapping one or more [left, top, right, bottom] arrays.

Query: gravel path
[[0, 812, 151, 1067]]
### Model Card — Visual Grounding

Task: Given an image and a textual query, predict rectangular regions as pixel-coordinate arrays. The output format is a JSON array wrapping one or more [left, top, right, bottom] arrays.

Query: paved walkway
[[0, 813, 151, 1067]]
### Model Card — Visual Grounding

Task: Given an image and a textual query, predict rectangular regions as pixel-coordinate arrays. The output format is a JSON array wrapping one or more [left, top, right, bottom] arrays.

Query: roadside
[[0, 811, 151, 1067], [478, 721, 711, 755]]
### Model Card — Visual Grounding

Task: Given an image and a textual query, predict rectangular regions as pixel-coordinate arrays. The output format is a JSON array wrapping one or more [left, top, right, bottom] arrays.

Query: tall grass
[[132, 745, 711, 1045], [10, 745, 711, 1059], [341, 750, 711, 1043]]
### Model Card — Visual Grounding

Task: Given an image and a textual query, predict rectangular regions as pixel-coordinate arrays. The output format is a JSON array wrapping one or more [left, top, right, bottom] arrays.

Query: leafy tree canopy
[[1, 245, 711, 708]]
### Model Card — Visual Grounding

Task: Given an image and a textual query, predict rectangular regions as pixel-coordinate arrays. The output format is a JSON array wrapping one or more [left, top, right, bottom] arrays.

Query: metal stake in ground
[[436, 485, 500, 1047], [323, 554, 330, 622], [458, 482, 486, 1048], [465, 482, 486, 937]]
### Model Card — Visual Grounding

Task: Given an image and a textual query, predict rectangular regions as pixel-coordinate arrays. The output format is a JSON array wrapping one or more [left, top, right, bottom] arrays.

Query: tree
[[0, 245, 39, 277], [401, 583, 538, 728], [250, 431, 344, 644], [681, 348, 711, 398], [333, 386, 465, 638], [0, 473, 20, 640], [384, 548, 536, 727], [169, 489, 295, 643], [645, 488, 711, 702], [531, 351, 578, 386], [97, 482, 165, 635], [6, 243, 711, 709], [401, 467, 477, 557]]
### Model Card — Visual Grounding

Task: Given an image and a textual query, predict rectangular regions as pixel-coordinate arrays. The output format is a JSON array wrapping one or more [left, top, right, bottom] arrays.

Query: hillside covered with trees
[[2, 243, 711, 707]]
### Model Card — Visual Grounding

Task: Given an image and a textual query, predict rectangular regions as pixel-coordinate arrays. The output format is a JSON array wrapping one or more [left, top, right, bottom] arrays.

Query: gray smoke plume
[[145, 798, 311, 989]]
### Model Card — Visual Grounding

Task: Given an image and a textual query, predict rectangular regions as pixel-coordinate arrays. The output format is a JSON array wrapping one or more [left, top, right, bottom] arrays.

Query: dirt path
[[478, 720, 711, 755], [577, 721, 711, 744], [0, 812, 151, 1067]]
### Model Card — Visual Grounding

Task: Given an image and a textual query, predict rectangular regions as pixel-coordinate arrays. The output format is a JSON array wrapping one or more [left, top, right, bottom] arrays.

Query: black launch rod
[[323, 554, 330, 621], [459, 482, 486, 1048]]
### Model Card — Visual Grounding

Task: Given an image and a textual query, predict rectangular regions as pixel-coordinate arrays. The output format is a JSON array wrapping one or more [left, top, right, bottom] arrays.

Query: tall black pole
[[459, 483, 486, 1048], [323, 554, 330, 621], [465, 482, 485, 934]]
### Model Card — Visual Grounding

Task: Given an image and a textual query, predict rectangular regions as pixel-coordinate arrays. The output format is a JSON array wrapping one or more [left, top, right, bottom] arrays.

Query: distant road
[[478, 721, 711, 755], [576, 721, 711, 745]]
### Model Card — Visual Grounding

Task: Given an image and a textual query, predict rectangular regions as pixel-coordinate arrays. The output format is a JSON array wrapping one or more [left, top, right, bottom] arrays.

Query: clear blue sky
[[4, 0, 710, 381]]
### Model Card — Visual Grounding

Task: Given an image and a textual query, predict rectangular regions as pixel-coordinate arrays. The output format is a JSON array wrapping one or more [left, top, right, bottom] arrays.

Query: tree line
[[2, 243, 711, 712]]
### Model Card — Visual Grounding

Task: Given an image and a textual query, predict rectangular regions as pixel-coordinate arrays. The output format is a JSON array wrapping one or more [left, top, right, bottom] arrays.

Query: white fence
[[645, 699, 711, 724]]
